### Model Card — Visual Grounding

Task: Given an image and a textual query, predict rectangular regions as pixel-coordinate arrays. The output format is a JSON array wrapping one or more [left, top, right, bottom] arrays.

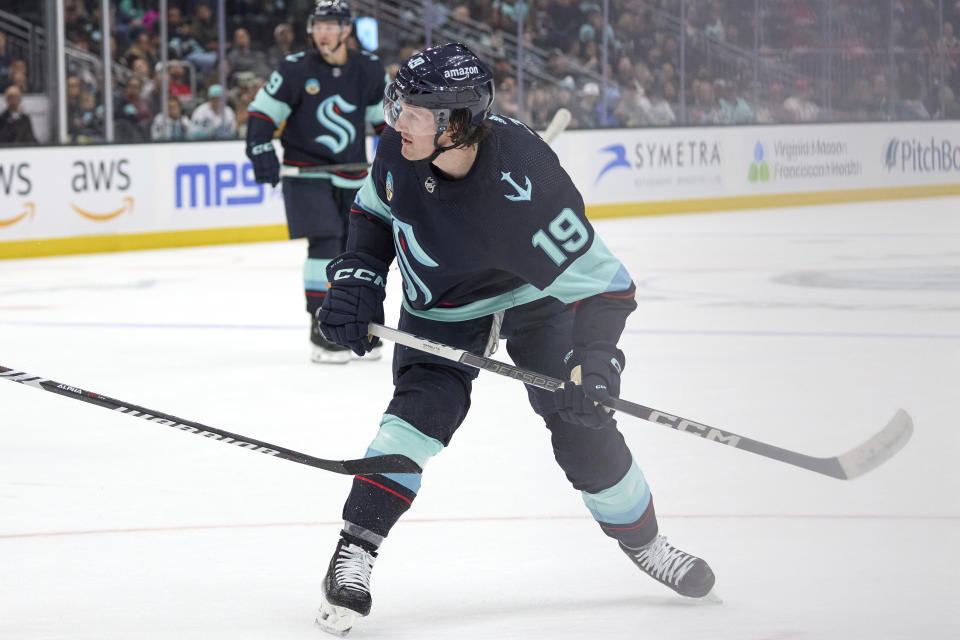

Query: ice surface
[[1, 198, 958, 639]]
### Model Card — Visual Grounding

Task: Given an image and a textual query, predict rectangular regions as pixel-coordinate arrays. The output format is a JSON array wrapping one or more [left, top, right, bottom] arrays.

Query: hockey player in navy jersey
[[314, 43, 716, 635], [245, 0, 388, 363]]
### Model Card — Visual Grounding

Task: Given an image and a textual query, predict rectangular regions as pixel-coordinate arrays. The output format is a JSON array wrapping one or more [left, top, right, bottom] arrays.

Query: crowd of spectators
[[2, 0, 960, 144], [444, 0, 960, 129]]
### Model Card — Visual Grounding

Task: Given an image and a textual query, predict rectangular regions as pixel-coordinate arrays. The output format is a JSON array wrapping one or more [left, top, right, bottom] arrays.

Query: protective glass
[[384, 85, 445, 136]]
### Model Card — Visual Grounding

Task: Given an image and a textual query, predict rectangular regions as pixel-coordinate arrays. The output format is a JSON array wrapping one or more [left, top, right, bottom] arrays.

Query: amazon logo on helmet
[[389, 42, 495, 130]]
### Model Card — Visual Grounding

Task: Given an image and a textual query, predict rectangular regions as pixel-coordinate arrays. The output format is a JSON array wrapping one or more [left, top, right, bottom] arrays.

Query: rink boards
[[2, 120, 960, 259]]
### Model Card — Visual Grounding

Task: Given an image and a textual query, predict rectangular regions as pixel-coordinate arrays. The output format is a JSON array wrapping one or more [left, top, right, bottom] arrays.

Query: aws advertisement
[[0, 141, 285, 248]]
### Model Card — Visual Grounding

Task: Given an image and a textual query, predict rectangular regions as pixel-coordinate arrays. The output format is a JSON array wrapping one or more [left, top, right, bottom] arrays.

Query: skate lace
[[634, 536, 697, 586], [334, 542, 376, 593]]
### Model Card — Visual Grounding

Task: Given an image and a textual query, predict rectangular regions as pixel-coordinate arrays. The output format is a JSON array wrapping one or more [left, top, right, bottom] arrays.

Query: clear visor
[[384, 86, 447, 136]]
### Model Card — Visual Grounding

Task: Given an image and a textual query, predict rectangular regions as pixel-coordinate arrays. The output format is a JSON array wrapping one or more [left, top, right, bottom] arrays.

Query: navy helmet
[[307, 0, 352, 33], [386, 42, 495, 135]]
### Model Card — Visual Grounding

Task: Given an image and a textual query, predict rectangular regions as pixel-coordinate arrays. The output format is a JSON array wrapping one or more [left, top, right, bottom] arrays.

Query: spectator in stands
[[640, 82, 676, 126], [0, 85, 37, 144], [166, 64, 193, 103], [445, 5, 475, 44], [66, 75, 85, 139], [493, 75, 520, 118], [266, 23, 295, 69], [6, 63, 28, 95], [116, 76, 153, 129], [72, 91, 104, 143], [130, 57, 156, 100], [169, 20, 218, 76], [189, 83, 237, 139], [191, 3, 220, 51], [689, 77, 718, 124], [783, 79, 820, 122], [150, 96, 191, 140], [226, 28, 271, 87], [124, 30, 158, 70], [704, 1, 726, 42], [0, 33, 11, 86], [714, 78, 755, 124]]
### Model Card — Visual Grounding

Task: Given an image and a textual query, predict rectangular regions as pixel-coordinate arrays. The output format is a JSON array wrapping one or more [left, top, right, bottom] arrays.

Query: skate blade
[[700, 588, 723, 604], [311, 347, 352, 365], [315, 601, 357, 637]]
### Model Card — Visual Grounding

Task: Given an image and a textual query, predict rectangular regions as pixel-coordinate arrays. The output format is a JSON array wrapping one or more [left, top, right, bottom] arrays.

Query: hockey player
[[314, 43, 716, 635], [245, 0, 387, 363]]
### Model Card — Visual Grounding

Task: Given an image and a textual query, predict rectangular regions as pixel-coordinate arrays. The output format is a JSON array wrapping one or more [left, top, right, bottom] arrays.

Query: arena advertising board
[[558, 120, 960, 213], [2, 121, 959, 257], [0, 141, 285, 245]]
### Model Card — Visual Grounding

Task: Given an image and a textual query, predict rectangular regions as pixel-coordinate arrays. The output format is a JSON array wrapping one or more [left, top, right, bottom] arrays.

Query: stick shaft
[[368, 324, 911, 480], [0, 366, 420, 476], [280, 162, 371, 177]]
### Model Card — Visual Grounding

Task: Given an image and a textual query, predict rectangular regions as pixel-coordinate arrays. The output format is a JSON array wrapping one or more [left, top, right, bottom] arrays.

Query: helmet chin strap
[[427, 131, 458, 163]]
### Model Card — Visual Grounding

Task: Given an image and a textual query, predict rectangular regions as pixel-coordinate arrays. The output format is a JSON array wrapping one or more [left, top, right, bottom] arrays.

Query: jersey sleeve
[[248, 54, 304, 128], [346, 129, 397, 263]]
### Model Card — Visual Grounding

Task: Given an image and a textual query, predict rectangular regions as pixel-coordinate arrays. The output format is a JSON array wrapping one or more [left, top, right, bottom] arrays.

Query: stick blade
[[835, 409, 913, 479]]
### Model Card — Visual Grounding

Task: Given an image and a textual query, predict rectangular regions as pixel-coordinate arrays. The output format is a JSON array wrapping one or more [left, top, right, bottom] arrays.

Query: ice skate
[[311, 325, 352, 364], [316, 536, 377, 636], [620, 534, 716, 599]]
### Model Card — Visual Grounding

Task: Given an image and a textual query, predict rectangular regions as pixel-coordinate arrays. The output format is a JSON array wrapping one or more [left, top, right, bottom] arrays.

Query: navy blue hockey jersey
[[349, 115, 636, 347], [248, 49, 387, 187]]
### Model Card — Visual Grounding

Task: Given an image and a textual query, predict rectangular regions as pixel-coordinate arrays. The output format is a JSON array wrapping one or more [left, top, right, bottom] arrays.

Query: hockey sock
[[342, 414, 444, 538], [304, 257, 332, 316], [581, 460, 659, 548]]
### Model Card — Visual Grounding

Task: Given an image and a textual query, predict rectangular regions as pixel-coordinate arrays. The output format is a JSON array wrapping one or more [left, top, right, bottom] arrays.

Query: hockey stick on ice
[[368, 324, 912, 480], [0, 366, 421, 476]]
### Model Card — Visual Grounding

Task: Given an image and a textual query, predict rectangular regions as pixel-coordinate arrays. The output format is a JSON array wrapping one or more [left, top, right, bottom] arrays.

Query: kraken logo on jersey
[[393, 218, 438, 305], [315, 95, 358, 154]]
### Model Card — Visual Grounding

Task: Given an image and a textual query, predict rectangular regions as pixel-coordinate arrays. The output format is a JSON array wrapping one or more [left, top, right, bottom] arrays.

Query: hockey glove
[[553, 347, 625, 429], [315, 252, 388, 356], [246, 140, 280, 186]]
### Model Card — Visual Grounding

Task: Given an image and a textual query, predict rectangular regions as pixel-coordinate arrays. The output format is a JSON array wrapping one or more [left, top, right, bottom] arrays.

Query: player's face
[[311, 21, 347, 54], [390, 101, 444, 160]]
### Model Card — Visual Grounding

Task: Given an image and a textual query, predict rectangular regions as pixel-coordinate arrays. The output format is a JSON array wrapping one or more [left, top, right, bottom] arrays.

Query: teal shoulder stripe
[[541, 236, 629, 303], [355, 173, 392, 223], [249, 87, 292, 125]]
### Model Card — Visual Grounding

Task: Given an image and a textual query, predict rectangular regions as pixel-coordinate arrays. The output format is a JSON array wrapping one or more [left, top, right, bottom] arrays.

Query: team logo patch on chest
[[305, 78, 321, 95], [424, 176, 437, 193], [385, 172, 394, 201]]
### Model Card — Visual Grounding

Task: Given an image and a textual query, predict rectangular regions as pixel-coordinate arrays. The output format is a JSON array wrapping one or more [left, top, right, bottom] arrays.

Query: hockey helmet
[[307, 0, 352, 33], [384, 42, 495, 137]]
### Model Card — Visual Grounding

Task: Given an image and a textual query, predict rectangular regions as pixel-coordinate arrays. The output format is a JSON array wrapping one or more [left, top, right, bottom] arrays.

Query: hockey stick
[[280, 162, 372, 177], [0, 366, 421, 476], [542, 108, 572, 144], [368, 324, 913, 480]]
